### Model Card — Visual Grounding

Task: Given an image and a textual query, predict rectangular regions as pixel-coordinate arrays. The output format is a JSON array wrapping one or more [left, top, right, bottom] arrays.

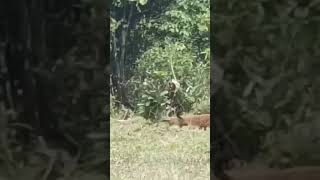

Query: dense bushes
[[111, 0, 210, 120], [127, 42, 209, 119]]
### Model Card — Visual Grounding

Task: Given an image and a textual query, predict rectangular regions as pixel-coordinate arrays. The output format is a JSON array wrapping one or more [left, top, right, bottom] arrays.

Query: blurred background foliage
[[0, 0, 107, 179], [213, 0, 320, 167]]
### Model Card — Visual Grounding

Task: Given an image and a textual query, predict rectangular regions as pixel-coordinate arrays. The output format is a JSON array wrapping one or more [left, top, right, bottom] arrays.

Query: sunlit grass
[[111, 116, 210, 180]]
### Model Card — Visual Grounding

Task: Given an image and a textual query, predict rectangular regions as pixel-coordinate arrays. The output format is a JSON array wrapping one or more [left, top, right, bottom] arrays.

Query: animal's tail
[[160, 118, 170, 122]]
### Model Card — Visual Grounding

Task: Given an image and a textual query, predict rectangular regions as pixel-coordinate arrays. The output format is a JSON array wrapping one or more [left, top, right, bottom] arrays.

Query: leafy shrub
[[127, 41, 209, 119], [192, 98, 210, 114]]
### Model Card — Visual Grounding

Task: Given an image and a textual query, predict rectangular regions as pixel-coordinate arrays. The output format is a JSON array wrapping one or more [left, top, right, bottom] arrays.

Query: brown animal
[[162, 116, 189, 128], [220, 166, 320, 180], [162, 114, 210, 130]]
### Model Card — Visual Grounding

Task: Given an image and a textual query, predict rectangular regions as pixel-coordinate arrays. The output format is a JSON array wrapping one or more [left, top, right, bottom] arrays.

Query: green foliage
[[192, 98, 210, 114], [128, 42, 209, 119], [136, 0, 209, 60], [109, 0, 210, 119]]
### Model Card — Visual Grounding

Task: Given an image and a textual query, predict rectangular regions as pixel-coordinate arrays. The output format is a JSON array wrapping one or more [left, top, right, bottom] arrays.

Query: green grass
[[111, 115, 210, 180]]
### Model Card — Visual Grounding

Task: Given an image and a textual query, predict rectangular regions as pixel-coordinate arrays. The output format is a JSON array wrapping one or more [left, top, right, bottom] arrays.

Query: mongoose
[[162, 114, 210, 130], [162, 116, 189, 128], [187, 114, 210, 130]]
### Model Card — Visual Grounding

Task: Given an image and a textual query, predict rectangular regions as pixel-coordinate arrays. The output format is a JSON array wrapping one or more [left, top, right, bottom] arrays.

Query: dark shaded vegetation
[[212, 0, 320, 177], [0, 0, 107, 179]]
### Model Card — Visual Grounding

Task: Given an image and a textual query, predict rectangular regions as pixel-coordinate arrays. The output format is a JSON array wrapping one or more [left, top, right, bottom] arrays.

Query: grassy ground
[[110, 115, 210, 180]]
